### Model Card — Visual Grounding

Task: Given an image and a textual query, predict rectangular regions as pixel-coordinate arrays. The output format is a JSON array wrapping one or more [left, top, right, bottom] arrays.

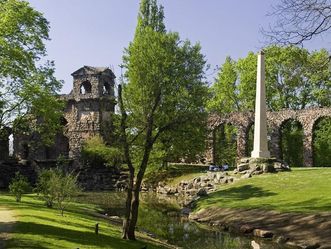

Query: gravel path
[[0, 207, 16, 249]]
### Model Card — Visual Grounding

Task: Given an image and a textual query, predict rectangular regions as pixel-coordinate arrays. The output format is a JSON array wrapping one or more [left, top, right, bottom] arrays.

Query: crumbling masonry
[[11, 66, 116, 165], [1, 66, 330, 168], [206, 107, 331, 167]]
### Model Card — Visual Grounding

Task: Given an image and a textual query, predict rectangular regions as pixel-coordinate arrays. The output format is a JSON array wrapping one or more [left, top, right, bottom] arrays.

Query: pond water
[[77, 192, 288, 249]]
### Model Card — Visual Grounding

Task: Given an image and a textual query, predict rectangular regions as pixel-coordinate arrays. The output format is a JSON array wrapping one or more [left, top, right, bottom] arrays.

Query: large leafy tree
[[207, 56, 239, 113], [119, 0, 208, 240], [209, 46, 330, 113], [209, 46, 330, 166], [0, 0, 63, 145]]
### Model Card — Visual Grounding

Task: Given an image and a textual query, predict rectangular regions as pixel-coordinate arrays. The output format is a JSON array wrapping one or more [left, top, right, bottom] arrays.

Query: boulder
[[237, 163, 249, 172], [253, 229, 273, 238], [262, 163, 275, 173], [216, 172, 225, 180]]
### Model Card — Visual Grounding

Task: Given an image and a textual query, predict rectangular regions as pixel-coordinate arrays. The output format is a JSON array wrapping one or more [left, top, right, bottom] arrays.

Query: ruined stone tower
[[63, 66, 116, 160], [13, 66, 116, 163]]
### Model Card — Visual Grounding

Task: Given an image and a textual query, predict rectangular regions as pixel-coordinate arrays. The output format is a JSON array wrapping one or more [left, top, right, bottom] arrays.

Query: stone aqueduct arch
[[206, 107, 331, 167]]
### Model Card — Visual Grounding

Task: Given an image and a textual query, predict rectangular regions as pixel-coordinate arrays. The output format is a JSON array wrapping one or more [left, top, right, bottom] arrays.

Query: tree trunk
[[122, 172, 134, 239], [118, 84, 136, 239]]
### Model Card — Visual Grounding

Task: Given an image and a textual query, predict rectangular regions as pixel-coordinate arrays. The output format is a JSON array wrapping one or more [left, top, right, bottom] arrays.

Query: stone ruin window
[[102, 82, 111, 95], [8, 134, 13, 157], [80, 81, 92, 95]]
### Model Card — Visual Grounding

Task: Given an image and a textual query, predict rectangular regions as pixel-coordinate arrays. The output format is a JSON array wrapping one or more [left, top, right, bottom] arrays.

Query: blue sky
[[27, 0, 331, 94]]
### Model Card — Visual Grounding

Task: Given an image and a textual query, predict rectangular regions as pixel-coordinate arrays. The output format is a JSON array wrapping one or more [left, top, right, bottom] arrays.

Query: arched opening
[[102, 82, 111, 95], [280, 119, 304, 167], [246, 124, 272, 157], [214, 123, 237, 167], [22, 142, 29, 159], [80, 81, 92, 94], [8, 134, 14, 157], [313, 116, 331, 167], [44, 117, 70, 160], [246, 124, 254, 156]]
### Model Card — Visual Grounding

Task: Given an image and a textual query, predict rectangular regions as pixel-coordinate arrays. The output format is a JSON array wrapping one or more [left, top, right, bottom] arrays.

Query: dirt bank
[[189, 207, 331, 249]]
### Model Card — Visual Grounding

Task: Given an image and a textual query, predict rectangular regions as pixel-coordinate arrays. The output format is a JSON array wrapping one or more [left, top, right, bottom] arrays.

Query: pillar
[[251, 51, 270, 158]]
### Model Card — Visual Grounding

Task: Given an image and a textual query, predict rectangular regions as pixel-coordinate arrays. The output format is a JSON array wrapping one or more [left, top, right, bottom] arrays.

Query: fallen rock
[[251, 240, 261, 249], [237, 163, 249, 172], [253, 229, 273, 238]]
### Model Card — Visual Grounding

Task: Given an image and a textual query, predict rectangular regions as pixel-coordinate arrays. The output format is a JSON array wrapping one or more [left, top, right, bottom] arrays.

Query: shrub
[[81, 135, 123, 168], [35, 169, 56, 208], [48, 169, 80, 216], [9, 172, 30, 202], [35, 167, 80, 215]]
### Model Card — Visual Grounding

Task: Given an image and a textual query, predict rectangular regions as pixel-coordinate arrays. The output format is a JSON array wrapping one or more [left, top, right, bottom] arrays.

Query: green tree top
[[0, 0, 63, 145]]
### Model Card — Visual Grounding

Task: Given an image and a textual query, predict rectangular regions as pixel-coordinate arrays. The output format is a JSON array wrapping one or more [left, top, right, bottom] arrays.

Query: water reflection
[[77, 192, 286, 249]]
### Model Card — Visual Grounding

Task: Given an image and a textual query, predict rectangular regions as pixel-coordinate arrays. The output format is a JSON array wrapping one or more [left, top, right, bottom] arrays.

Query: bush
[[81, 135, 123, 168], [35, 169, 56, 208], [35, 167, 80, 215], [9, 172, 30, 202], [49, 169, 80, 216]]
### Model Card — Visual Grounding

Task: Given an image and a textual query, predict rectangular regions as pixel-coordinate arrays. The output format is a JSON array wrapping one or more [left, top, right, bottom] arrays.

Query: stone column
[[251, 51, 270, 158]]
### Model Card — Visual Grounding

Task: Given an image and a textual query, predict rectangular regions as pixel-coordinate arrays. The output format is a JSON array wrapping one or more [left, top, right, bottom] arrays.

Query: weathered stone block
[[253, 229, 273, 238]]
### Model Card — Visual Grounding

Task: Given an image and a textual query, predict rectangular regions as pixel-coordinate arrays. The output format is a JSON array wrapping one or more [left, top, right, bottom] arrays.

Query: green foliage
[[35, 168, 56, 208], [120, 0, 209, 239], [281, 120, 304, 167], [214, 124, 237, 166], [210, 46, 330, 113], [207, 56, 239, 113], [209, 45, 330, 166], [48, 168, 80, 216], [0, 0, 63, 145], [122, 0, 209, 172], [35, 158, 80, 215], [9, 172, 30, 202], [313, 117, 331, 167], [81, 135, 123, 168]]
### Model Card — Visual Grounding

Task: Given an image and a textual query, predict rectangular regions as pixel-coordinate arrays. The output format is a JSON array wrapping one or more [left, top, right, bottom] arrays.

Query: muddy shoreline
[[189, 206, 331, 249]]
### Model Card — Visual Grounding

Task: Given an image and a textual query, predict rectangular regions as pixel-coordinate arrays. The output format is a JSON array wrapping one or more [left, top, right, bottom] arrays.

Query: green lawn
[[0, 193, 167, 249], [196, 168, 331, 213]]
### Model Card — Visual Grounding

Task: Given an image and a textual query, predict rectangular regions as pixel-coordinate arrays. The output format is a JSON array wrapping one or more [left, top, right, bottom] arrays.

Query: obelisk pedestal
[[251, 51, 270, 158]]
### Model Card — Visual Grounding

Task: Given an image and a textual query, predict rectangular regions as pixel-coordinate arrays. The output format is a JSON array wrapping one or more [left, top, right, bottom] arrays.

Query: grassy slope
[[196, 168, 331, 213], [0, 193, 166, 249]]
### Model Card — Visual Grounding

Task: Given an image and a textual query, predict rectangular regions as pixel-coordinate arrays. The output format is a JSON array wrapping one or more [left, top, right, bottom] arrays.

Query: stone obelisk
[[251, 51, 270, 158]]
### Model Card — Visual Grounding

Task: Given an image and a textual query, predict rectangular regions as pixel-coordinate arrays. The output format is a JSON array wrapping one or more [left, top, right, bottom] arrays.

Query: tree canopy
[[119, 0, 208, 240], [0, 0, 63, 144], [207, 46, 331, 114]]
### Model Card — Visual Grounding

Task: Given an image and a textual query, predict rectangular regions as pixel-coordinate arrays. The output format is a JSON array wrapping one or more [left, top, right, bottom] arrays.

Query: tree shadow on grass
[[4, 221, 148, 249], [203, 185, 277, 206]]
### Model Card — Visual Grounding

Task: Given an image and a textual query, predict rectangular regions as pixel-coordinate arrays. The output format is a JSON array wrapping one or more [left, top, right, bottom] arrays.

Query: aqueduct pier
[[206, 107, 331, 167]]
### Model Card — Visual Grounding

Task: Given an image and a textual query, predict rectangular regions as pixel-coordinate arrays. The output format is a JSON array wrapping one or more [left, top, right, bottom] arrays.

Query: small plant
[[49, 169, 80, 216], [81, 135, 123, 168], [9, 172, 30, 202], [35, 166, 80, 215], [35, 169, 56, 208]]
